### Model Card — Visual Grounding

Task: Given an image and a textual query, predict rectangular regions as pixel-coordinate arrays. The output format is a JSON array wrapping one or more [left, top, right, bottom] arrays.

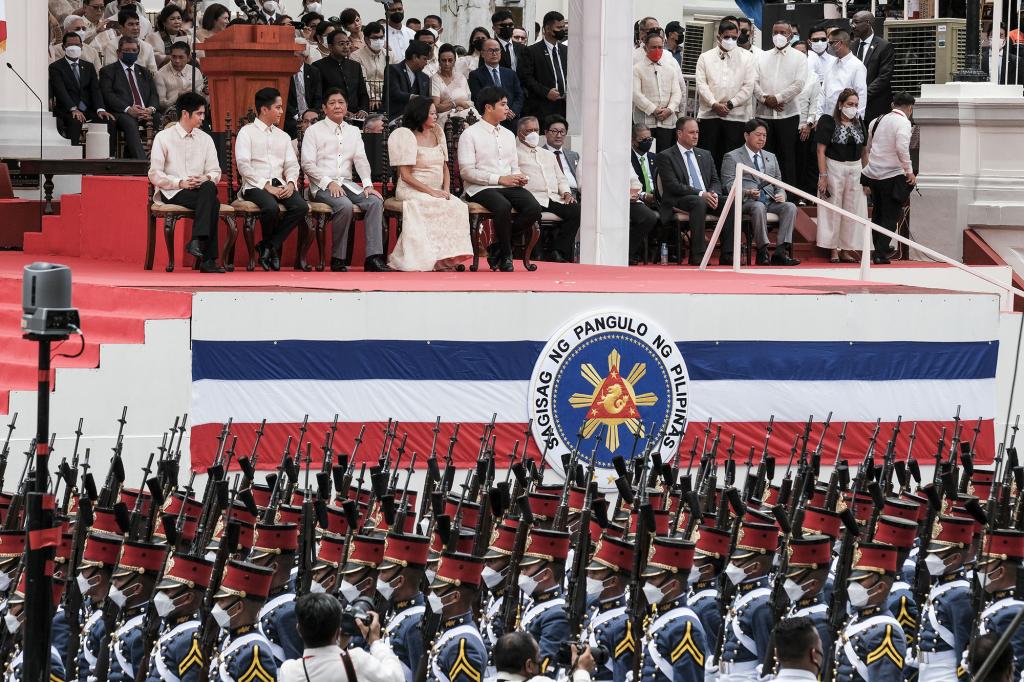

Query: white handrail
[[698, 163, 1024, 312]]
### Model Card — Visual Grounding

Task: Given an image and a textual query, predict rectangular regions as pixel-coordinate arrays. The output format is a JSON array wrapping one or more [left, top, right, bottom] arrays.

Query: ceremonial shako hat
[[970, 468, 996, 500], [157, 552, 215, 591], [628, 509, 670, 537], [807, 485, 829, 508], [787, 535, 831, 569], [874, 515, 918, 550], [899, 492, 930, 521], [764, 485, 780, 506], [527, 492, 560, 522], [693, 525, 731, 559], [429, 552, 484, 589], [80, 532, 122, 569], [55, 532, 74, 566], [120, 488, 153, 516], [587, 534, 635, 573], [733, 521, 779, 559], [567, 487, 587, 513], [324, 504, 352, 535], [275, 504, 302, 527], [379, 532, 431, 570], [642, 537, 696, 577], [483, 520, 519, 559], [850, 492, 876, 524], [251, 484, 273, 509], [0, 530, 25, 559], [249, 522, 299, 560], [374, 505, 418, 535], [163, 492, 202, 519], [214, 560, 274, 600], [113, 540, 168, 578], [340, 534, 385, 575], [801, 506, 842, 540], [882, 497, 920, 523], [445, 497, 480, 529], [930, 515, 974, 549], [315, 532, 347, 568], [521, 528, 571, 566], [229, 498, 259, 527], [92, 507, 126, 536], [981, 529, 1024, 562], [429, 526, 476, 556], [849, 542, 899, 579]]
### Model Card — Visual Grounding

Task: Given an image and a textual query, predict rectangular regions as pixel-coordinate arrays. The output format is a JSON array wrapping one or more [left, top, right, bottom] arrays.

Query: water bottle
[[660, 243, 669, 265]]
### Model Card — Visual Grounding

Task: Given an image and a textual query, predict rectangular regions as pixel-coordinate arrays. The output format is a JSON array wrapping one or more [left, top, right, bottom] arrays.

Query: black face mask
[[390, 11, 404, 24], [497, 25, 514, 40], [554, 29, 568, 41], [471, 38, 484, 52], [738, 30, 750, 46], [636, 138, 654, 153]]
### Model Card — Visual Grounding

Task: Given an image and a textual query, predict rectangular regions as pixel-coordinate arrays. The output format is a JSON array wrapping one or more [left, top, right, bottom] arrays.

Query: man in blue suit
[[469, 38, 524, 130]]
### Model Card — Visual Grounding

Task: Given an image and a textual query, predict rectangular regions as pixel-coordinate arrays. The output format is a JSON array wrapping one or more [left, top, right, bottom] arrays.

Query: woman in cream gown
[[387, 99, 472, 271]]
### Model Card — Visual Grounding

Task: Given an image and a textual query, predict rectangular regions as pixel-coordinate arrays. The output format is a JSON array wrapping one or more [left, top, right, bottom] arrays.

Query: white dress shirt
[[351, 45, 391, 81], [695, 46, 757, 120], [458, 119, 521, 196], [677, 143, 707, 193], [278, 642, 405, 682], [754, 46, 807, 119], [817, 52, 867, 118], [155, 63, 204, 111], [862, 109, 913, 180], [632, 58, 683, 129], [300, 117, 373, 193], [854, 33, 874, 62], [234, 118, 300, 192], [386, 25, 415, 60], [808, 50, 835, 83], [796, 59, 820, 126], [517, 142, 570, 207], [772, 670, 818, 682], [498, 37, 518, 70], [148, 123, 221, 200]]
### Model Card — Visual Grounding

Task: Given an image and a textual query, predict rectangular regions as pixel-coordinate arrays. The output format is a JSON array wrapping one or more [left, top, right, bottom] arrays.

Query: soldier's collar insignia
[[993, 589, 1014, 600], [598, 596, 624, 612], [232, 625, 255, 636], [666, 596, 686, 610], [858, 606, 882, 617], [533, 588, 561, 603], [395, 598, 417, 610], [939, 571, 964, 584], [692, 579, 716, 590]]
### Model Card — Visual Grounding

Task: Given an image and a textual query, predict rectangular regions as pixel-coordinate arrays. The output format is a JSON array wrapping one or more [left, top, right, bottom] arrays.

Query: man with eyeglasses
[[771, 617, 823, 682], [815, 29, 866, 120]]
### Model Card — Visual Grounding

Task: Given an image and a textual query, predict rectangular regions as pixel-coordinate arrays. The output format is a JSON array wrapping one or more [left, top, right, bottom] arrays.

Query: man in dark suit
[[850, 11, 895, 124], [383, 40, 432, 119], [541, 115, 579, 199], [313, 31, 370, 116], [492, 9, 526, 71], [99, 35, 160, 158], [285, 63, 323, 138], [469, 39, 524, 130], [629, 123, 661, 248], [49, 32, 115, 145], [518, 11, 567, 121], [655, 117, 735, 265], [983, 24, 1020, 85]]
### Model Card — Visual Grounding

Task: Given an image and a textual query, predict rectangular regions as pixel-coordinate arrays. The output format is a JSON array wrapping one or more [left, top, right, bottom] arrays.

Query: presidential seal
[[528, 311, 689, 488]]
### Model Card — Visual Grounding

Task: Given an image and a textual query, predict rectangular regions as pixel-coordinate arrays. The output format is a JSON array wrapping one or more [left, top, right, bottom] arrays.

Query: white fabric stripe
[[191, 378, 995, 425]]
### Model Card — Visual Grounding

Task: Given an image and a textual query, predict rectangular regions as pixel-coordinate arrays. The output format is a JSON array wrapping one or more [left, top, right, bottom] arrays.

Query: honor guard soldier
[[145, 552, 215, 682], [975, 528, 1024, 675], [640, 537, 707, 682], [687, 524, 731, 672], [107, 540, 169, 682], [377, 531, 430, 682], [873, 515, 920, 649], [426, 552, 488, 682], [832, 542, 907, 682], [52, 531, 75, 657], [339, 534, 386, 604], [481, 520, 519, 651], [583, 534, 635, 682], [2, 576, 67, 682], [518, 527, 571, 675], [783, 535, 834, 662], [76, 532, 123, 682], [917, 515, 973, 682], [310, 532, 347, 595], [719, 521, 778, 681], [209, 560, 278, 682], [249, 522, 302, 664]]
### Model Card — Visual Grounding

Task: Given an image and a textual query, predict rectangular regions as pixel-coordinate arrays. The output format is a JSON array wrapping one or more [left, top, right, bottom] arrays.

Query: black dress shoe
[[258, 246, 273, 271], [872, 254, 891, 265], [330, 258, 348, 272], [718, 254, 734, 266], [486, 244, 501, 270], [199, 260, 226, 273], [499, 257, 514, 272], [755, 246, 771, 266], [364, 254, 393, 272], [270, 253, 281, 271], [549, 250, 569, 263], [295, 262, 312, 272], [186, 239, 204, 260], [771, 245, 801, 266]]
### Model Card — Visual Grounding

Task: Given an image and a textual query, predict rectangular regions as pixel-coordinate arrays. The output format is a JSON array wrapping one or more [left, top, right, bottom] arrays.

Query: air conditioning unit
[[883, 19, 967, 97], [681, 16, 722, 75]]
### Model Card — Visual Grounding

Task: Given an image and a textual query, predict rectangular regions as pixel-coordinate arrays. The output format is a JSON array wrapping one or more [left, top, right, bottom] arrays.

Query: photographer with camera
[[278, 592, 406, 682], [494, 631, 596, 682]]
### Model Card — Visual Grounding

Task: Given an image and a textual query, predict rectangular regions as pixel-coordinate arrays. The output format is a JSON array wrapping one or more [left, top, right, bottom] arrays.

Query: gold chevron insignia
[[568, 349, 658, 453], [865, 625, 904, 669], [670, 621, 705, 667], [449, 639, 482, 682], [896, 597, 916, 631], [238, 644, 275, 682], [179, 637, 204, 676], [49, 675, 63, 682], [615, 620, 636, 658]]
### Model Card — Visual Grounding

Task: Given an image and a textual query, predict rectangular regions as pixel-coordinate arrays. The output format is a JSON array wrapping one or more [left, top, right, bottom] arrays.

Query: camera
[[557, 642, 609, 669], [340, 596, 374, 636]]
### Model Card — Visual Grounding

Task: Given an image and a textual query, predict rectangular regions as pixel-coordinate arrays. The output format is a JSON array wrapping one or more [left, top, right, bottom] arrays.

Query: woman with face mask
[[209, 560, 279, 681], [456, 27, 491, 79], [814, 87, 868, 263]]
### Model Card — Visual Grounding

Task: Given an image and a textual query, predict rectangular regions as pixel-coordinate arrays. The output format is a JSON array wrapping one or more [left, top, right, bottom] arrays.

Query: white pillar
[[569, 0, 633, 266], [441, 0, 495, 54]]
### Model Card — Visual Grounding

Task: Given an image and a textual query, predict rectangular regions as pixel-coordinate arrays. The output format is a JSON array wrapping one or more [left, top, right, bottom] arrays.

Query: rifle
[[564, 461, 598, 669], [196, 477, 242, 682], [261, 437, 296, 523], [879, 417, 902, 496], [628, 440, 658, 682], [441, 424, 461, 496], [418, 418, 443, 522], [393, 450, 419, 533], [710, 487, 747, 672], [822, 507, 862, 680], [297, 443, 317, 596], [0, 413, 17, 492], [761, 502, 798, 675], [500, 495, 535, 634], [900, 422, 918, 494], [62, 450, 97, 679], [336, 425, 366, 502]]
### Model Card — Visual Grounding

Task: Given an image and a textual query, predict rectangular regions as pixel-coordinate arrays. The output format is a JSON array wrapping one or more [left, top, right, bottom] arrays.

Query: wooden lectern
[[198, 24, 304, 132]]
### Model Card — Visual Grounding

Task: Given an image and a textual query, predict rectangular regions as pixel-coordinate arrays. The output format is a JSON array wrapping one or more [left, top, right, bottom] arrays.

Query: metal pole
[[990, 0, 1005, 83]]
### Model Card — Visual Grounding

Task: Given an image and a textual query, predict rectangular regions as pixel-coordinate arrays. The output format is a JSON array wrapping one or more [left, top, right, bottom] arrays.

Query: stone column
[[441, 0, 495, 53]]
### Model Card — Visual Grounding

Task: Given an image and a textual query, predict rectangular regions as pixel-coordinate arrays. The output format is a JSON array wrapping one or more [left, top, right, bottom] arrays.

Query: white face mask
[[262, 1, 279, 14], [0, 572, 11, 592], [925, 553, 949, 576], [586, 577, 605, 600], [3, 614, 18, 634], [425, 568, 437, 583], [841, 106, 859, 119], [205, 551, 217, 562], [724, 562, 748, 585], [772, 34, 789, 49], [481, 566, 505, 590], [784, 578, 807, 602], [810, 40, 828, 54], [687, 566, 701, 586], [305, 2, 321, 13], [517, 571, 539, 596], [309, 581, 326, 594], [847, 581, 870, 607], [370, 38, 386, 51], [978, 570, 992, 590], [642, 581, 665, 605], [153, 591, 177, 617], [108, 585, 127, 608], [76, 573, 92, 597], [523, 132, 540, 148], [339, 579, 361, 603], [73, 28, 87, 40], [376, 578, 396, 601], [427, 591, 443, 614], [65, 45, 83, 59], [211, 603, 232, 629], [720, 38, 737, 52]]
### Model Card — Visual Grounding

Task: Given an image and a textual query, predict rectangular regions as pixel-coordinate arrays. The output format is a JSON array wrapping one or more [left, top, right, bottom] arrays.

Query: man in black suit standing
[[49, 32, 115, 146], [518, 11, 567, 121], [285, 63, 323, 138], [492, 9, 526, 71], [314, 31, 370, 116], [655, 117, 735, 265], [850, 11, 895, 124], [99, 35, 159, 158], [469, 39, 524, 130], [383, 40, 432, 119]]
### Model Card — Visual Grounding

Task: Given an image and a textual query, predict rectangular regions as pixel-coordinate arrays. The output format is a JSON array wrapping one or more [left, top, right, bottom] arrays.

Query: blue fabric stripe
[[192, 340, 998, 383]]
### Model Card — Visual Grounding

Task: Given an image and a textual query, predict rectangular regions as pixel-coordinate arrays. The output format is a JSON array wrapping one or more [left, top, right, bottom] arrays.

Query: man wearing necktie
[[721, 119, 800, 265], [99, 35, 160, 158], [49, 31, 115, 146], [519, 11, 569, 121], [469, 39, 525, 131], [382, 40, 431, 119]]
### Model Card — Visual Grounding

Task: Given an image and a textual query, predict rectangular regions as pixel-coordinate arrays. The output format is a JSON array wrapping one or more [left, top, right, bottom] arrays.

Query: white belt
[[719, 660, 759, 674], [918, 650, 957, 665]]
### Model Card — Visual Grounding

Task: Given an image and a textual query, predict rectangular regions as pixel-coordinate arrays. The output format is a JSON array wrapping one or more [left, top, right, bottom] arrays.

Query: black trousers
[[167, 181, 220, 260], [629, 201, 658, 261], [55, 109, 114, 146], [470, 187, 542, 259], [867, 176, 904, 254], [672, 193, 735, 263], [697, 117, 746, 171], [795, 129, 819, 198], [651, 128, 676, 155], [242, 187, 309, 251], [112, 111, 160, 159], [764, 115, 800, 189], [541, 199, 581, 258]]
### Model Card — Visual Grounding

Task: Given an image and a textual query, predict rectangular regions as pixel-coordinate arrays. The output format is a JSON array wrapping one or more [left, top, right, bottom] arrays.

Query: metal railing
[[698, 163, 1024, 312]]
